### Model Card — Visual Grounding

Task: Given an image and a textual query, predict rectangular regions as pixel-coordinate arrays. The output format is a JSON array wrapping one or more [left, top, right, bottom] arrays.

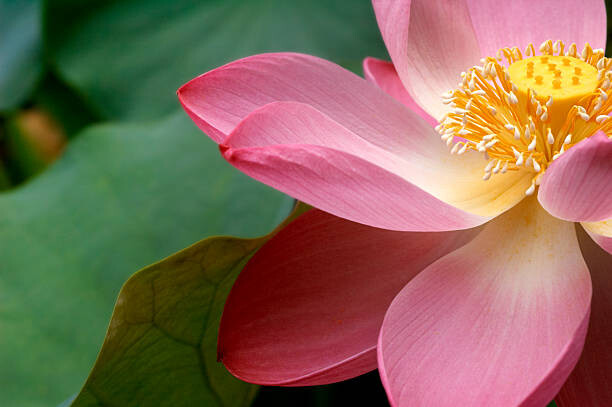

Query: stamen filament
[[438, 40, 612, 195]]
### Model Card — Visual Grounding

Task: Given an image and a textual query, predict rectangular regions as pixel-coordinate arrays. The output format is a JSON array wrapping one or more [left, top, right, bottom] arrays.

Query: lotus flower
[[177, 0, 612, 405]]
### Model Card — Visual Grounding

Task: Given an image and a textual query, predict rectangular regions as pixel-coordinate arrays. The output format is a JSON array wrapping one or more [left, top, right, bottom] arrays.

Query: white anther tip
[[501, 161, 508, 174], [528, 137, 537, 151], [508, 91, 518, 105], [547, 129, 555, 144], [533, 160, 541, 172]]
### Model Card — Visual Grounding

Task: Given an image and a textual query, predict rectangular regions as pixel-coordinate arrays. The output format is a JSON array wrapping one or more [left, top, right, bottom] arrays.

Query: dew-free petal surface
[[178, 52, 427, 148], [539, 132, 612, 222], [557, 225, 612, 406], [222, 101, 536, 230], [372, 0, 481, 120], [219, 209, 479, 385], [378, 198, 591, 406], [581, 219, 612, 255], [466, 0, 607, 58], [362, 57, 436, 126], [182, 53, 533, 224]]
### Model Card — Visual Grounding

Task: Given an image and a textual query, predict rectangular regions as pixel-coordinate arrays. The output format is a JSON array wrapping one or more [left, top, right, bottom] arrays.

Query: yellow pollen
[[438, 40, 612, 196]]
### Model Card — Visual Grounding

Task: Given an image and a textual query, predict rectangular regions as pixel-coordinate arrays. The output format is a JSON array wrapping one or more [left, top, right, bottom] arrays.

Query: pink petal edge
[[221, 142, 485, 232], [218, 209, 480, 385], [581, 219, 612, 255], [377, 197, 592, 406], [177, 52, 429, 151], [539, 132, 612, 222], [372, 0, 481, 121], [557, 225, 612, 405], [362, 57, 437, 127], [221, 100, 501, 231], [181, 52, 534, 227], [466, 0, 607, 58]]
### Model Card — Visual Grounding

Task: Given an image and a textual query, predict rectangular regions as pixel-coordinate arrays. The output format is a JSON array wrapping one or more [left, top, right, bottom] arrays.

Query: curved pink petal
[[582, 219, 612, 255], [177, 52, 430, 148], [372, 0, 481, 120], [180, 53, 534, 226], [557, 225, 612, 406], [378, 198, 592, 406], [538, 132, 612, 222], [222, 101, 534, 231], [362, 57, 437, 127], [466, 0, 607, 58], [218, 209, 480, 386], [222, 143, 482, 231]]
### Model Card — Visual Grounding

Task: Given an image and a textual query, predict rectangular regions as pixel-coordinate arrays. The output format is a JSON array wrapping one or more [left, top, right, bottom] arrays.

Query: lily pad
[[0, 0, 43, 111], [0, 112, 292, 407], [70, 203, 310, 407], [47, 0, 387, 120]]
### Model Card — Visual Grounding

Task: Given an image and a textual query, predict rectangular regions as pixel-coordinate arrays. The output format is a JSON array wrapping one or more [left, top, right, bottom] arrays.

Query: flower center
[[438, 40, 612, 195]]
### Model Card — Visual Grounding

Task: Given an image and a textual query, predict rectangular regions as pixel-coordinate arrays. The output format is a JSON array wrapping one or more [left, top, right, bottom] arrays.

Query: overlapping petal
[[218, 209, 479, 386], [372, 0, 481, 121], [377, 198, 592, 406], [362, 57, 436, 126], [372, 0, 606, 121], [557, 225, 612, 406], [178, 52, 429, 149], [222, 100, 533, 230], [538, 132, 612, 222], [581, 219, 612, 255], [466, 0, 607, 57]]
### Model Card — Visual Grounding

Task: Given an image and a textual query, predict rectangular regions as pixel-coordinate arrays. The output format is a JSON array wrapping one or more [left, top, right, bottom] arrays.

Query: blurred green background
[[0, 1, 390, 406], [0, 1, 608, 406]]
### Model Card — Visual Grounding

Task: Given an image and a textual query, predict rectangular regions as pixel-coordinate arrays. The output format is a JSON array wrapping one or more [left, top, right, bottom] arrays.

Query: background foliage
[[0, 0, 608, 406], [0, 1, 390, 406]]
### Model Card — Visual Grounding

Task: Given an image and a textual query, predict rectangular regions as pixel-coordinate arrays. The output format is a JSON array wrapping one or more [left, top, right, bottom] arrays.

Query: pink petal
[[180, 53, 533, 229], [218, 209, 480, 386], [557, 225, 612, 406], [223, 143, 479, 231], [581, 219, 612, 255], [362, 57, 437, 127], [538, 132, 612, 222], [223, 101, 533, 231], [177, 52, 431, 148], [466, 0, 607, 58], [372, 0, 481, 120], [378, 198, 592, 406]]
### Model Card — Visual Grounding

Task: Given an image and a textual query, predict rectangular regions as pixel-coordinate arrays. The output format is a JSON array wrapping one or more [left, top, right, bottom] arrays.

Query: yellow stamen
[[438, 40, 611, 196]]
